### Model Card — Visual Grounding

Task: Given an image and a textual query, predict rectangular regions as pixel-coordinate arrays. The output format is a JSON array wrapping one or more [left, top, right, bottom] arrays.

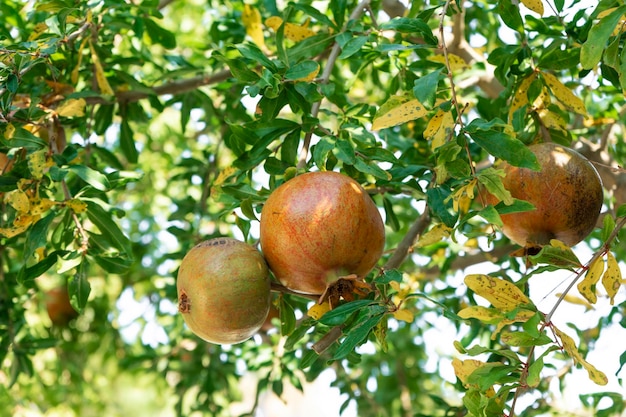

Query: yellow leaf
[[373, 319, 388, 352], [509, 73, 537, 122], [13, 213, 36, 228], [392, 308, 414, 323], [424, 109, 455, 150], [537, 108, 566, 131], [557, 293, 595, 310], [602, 251, 622, 305], [28, 150, 50, 179], [28, 22, 49, 41], [89, 41, 114, 96], [541, 72, 586, 115], [307, 301, 331, 320], [56, 98, 86, 118], [67, 198, 88, 213], [554, 327, 608, 385], [428, 54, 471, 71], [415, 223, 452, 248], [34, 247, 46, 261], [4, 123, 15, 140], [520, 0, 544, 15], [30, 198, 55, 216], [213, 166, 237, 187], [451, 358, 498, 396], [72, 37, 89, 85], [458, 306, 504, 324], [6, 189, 30, 213], [372, 96, 428, 130], [242, 4, 266, 50], [577, 256, 604, 304], [494, 309, 536, 337], [464, 274, 531, 312], [0, 225, 29, 238], [265, 16, 315, 42], [531, 87, 551, 111]]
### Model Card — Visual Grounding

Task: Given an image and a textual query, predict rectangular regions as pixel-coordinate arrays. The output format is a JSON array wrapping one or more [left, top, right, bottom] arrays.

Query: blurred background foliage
[[1, 0, 625, 416]]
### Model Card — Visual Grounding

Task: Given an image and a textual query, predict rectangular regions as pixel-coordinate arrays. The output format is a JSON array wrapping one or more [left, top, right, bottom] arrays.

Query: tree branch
[[84, 69, 232, 106], [384, 206, 431, 270]]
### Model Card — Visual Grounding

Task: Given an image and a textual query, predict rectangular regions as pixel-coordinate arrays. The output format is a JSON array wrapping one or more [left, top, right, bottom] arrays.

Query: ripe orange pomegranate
[[177, 237, 271, 344], [486, 142, 603, 247], [46, 286, 78, 326], [259, 171, 385, 295]]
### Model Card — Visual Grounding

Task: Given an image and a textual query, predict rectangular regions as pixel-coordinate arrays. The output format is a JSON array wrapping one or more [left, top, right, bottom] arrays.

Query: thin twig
[[509, 215, 626, 417], [296, 0, 372, 169]]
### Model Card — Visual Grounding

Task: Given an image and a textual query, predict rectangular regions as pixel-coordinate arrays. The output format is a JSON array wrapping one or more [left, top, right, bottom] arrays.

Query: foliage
[[1, 0, 626, 416]]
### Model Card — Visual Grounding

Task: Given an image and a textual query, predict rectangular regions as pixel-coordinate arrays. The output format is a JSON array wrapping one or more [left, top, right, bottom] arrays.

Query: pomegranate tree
[[259, 171, 385, 295], [177, 237, 271, 344], [486, 142, 603, 247]]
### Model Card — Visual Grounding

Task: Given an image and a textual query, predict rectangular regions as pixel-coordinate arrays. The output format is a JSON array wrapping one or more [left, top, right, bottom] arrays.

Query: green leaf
[[93, 254, 133, 274], [85, 200, 132, 257], [497, 0, 524, 33], [312, 138, 335, 168], [500, 331, 552, 347], [284, 60, 319, 81], [120, 118, 139, 164], [284, 318, 316, 350], [376, 269, 403, 284], [319, 299, 375, 326], [426, 187, 458, 228], [466, 120, 540, 169], [538, 47, 580, 71], [382, 197, 400, 232], [237, 43, 277, 71], [332, 313, 384, 360], [380, 17, 438, 45], [17, 250, 67, 284], [467, 363, 518, 392], [581, 5, 626, 69], [528, 244, 582, 268], [67, 165, 110, 191], [69, 260, 91, 313], [3, 127, 47, 150], [338, 35, 368, 59], [143, 17, 177, 49], [353, 158, 391, 180], [334, 139, 356, 165], [493, 198, 536, 214], [279, 295, 297, 336], [24, 212, 55, 263], [413, 68, 442, 109], [6, 73, 18, 93]]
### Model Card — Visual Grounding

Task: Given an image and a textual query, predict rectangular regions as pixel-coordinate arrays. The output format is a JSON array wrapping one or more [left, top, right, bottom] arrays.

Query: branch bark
[[84, 69, 232, 106]]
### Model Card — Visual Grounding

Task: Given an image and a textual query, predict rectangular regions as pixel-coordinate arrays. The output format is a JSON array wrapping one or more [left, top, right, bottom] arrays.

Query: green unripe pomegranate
[[177, 238, 271, 344]]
